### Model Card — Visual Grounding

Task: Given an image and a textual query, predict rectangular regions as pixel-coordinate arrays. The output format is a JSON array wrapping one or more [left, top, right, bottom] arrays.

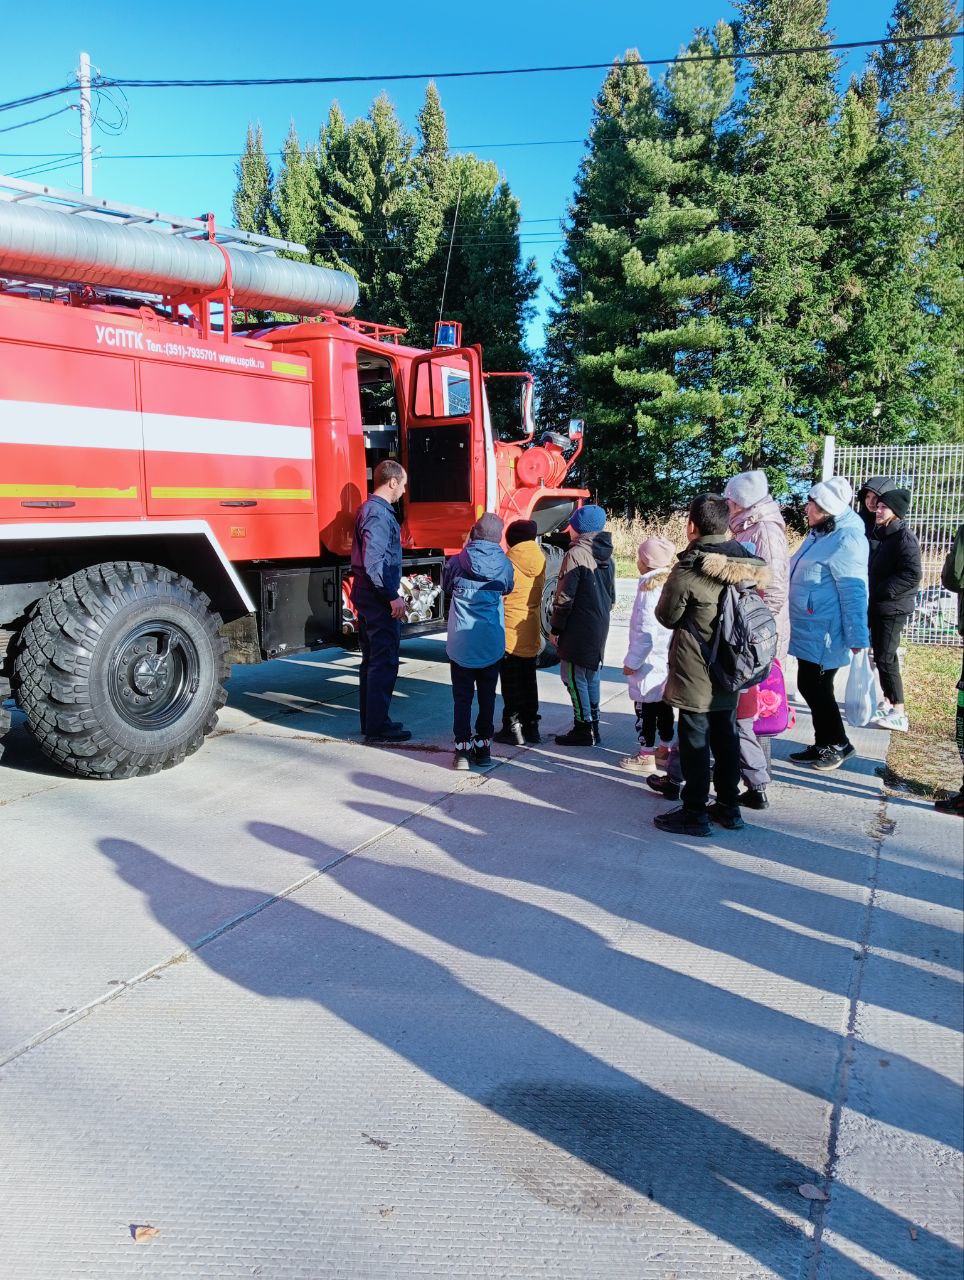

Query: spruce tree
[[233, 123, 273, 236], [722, 0, 841, 489], [871, 0, 963, 440], [268, 122, 320, 263], [540, 35, 736, 513]]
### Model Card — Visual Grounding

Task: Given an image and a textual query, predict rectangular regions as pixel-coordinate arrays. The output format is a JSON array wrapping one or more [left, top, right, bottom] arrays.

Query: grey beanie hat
[[470, 512, 505, 543], [723, 469, 769, 509]]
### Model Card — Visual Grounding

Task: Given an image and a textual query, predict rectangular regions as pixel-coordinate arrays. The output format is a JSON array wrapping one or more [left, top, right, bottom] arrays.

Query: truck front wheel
[[13, 562, 229, 779]]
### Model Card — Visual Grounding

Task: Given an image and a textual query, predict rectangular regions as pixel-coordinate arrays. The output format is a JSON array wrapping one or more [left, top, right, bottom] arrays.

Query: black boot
[[738, 787, 769, 810], [493, 718, 525, 746], [555, 722, 594, 746], [521, 720, 541, 744], [590, 717, 602, 745]]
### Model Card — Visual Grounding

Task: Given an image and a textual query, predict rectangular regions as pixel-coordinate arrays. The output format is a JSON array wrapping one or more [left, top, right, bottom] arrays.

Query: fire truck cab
[[0, 177, 587, 778]]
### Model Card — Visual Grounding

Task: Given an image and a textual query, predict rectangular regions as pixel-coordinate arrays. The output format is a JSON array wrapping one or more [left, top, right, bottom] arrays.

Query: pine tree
[[405, 83, 452, 342], [233, 123, 273, 236], [722, 0, 841, 489]]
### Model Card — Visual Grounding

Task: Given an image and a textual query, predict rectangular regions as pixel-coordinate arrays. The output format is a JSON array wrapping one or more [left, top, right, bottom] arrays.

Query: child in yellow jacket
[[495, 520, 547, 745]]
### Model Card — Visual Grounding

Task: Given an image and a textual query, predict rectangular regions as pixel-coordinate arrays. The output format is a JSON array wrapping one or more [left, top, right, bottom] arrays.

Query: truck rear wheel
[[12, 563, 229, 780]]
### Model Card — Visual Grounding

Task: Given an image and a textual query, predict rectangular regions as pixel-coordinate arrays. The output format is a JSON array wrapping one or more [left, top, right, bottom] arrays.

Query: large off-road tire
[[12, 563, 229, 780], [0, 675, 11, 764], [538, 544, 565, 668]]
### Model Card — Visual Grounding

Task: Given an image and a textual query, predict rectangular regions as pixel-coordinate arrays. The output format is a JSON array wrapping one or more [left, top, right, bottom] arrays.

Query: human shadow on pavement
[[253, 821, 962, 1154], [98, 836, 957, 1280], [342, 771, 964, 1037]]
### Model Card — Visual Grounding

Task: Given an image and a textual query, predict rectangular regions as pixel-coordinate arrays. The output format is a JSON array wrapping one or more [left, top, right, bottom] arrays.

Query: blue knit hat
[[570, 504, 607, 533]]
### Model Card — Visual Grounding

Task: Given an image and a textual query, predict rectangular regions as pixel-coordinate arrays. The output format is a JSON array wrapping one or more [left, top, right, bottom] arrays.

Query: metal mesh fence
[[825, 439, 963, 645]]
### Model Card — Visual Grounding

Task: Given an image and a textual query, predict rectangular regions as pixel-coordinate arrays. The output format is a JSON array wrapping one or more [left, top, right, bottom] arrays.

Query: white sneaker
[[873, 709, 909, 733]]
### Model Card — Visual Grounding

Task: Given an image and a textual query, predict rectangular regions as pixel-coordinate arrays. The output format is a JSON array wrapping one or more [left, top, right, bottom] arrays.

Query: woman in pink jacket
[[723, 470, 791, 809], [724, 470, 790, 660]]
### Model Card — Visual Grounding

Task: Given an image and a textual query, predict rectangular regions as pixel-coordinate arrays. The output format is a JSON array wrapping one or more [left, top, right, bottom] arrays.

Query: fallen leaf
[[131, 1225, 160, 1242], [909, 1227, 918, 1241], [798, 1183, 829, 1202], [361, 1132, 390, 1151]]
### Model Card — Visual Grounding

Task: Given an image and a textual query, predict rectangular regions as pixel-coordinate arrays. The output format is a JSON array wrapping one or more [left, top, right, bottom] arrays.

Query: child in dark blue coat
[[443, 513, 515, 769]]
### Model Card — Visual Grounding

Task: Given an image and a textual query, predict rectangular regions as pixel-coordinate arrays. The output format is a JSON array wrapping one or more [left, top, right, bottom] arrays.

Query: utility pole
[[78, 52, 92, 196]]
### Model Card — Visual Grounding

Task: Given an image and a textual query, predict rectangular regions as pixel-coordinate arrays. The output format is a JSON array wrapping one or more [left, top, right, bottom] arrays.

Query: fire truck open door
[[403, 346, 486, 551]]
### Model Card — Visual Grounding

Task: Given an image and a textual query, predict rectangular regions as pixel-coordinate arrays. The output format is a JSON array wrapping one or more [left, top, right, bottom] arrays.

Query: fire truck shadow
[[95, 833, 952, 1279]]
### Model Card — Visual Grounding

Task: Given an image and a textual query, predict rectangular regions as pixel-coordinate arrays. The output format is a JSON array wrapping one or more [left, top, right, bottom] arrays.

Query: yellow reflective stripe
[[0, 484, 137, 499], [271, 360, 308, 377], [151, 486, 311, 501]]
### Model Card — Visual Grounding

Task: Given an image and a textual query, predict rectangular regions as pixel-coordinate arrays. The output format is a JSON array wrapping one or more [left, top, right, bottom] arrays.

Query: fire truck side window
[[356, 353, 400, 494]]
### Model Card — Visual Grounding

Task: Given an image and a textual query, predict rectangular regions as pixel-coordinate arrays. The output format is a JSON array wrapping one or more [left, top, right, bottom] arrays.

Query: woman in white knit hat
[[787, 479, 871, 772]]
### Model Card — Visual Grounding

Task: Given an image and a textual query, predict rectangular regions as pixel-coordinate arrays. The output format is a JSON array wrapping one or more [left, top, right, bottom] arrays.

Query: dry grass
[[884, 644, 962, 798], [609, 513, 804, 576]]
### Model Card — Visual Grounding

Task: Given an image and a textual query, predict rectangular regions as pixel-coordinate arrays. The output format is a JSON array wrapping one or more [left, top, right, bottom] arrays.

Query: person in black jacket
[[868, 487, 922, 733], [857, 475, 897, 539], [549, 504, 616, 746]]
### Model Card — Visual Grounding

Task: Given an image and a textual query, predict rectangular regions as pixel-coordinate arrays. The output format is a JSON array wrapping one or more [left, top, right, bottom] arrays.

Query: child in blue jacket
[[443, 513, 514, 769]]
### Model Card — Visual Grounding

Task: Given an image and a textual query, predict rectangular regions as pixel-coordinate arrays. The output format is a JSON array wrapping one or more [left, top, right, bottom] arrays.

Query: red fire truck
[[0, 177, 587, 778]]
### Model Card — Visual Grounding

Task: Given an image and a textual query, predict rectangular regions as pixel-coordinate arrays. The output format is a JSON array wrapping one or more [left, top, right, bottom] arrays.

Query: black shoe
[[654, 806, 712, 837], [521, 721, 542, 744], [471, 741, 492, 767], [934, 790, 964, 816], [789, 744, 822, 764], [365, 726, 412, 744], [555, 723, 594, 746], [493, 723, 525, 746], [590, 717, 602, 745], [706, 801, 746, 830], [811, 745, 845, 772], [835, 741, 856, 761], [738, 787, 769, 810], [453, 748, 471, 771], [647, 774, 681, 801]]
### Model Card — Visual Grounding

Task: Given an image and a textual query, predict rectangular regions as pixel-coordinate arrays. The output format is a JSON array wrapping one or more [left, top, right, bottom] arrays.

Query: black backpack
[[686, 580, 778, 693]]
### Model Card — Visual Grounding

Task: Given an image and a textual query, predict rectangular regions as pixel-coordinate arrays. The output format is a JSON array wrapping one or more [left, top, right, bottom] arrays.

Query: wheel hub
[[108, 622, 201, 730]]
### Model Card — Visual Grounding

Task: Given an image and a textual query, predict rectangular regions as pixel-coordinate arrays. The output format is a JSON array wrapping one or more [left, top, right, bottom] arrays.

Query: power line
[[0, 138, 586, 160], [0, 105, 74, 136], [1, 29, 960, 113]]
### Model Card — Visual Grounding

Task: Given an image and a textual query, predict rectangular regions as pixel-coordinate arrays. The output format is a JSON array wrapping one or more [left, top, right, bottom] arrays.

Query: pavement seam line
[[804, 787, 890, 1280]]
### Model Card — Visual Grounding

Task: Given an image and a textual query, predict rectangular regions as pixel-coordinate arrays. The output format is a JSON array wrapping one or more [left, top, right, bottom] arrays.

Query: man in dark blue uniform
[[350, 460, 412, 743]]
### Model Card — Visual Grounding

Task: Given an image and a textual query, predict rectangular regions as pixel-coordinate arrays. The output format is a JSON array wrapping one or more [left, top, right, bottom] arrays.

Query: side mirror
[[568, 419, 584, 440]]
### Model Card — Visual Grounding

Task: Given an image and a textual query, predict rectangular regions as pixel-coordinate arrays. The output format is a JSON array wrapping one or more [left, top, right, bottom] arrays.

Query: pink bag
[[753, 660, 795, 737]]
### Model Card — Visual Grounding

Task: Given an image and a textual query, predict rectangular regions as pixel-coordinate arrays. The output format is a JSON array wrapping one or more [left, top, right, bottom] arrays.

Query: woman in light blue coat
[[788, 478, 870, 772]]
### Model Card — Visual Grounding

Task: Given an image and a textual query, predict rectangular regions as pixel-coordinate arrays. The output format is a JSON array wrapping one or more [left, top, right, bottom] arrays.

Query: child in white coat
[[620, 537, 677, 773]]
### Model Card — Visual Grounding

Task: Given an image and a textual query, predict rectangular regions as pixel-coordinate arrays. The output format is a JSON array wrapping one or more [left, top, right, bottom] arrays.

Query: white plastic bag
[[844, 649, 878, 728]]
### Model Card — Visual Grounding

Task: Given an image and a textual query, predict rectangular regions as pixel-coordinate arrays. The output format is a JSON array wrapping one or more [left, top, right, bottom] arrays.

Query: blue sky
[[3, 1, 957, 351]]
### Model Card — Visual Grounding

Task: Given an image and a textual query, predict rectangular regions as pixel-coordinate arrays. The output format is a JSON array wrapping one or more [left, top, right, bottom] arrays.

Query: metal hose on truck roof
[[0, 199, 359, 315]]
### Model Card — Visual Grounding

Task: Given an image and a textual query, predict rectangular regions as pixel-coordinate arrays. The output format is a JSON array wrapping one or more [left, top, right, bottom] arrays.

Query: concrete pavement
[[0, 612, 961, 1278]]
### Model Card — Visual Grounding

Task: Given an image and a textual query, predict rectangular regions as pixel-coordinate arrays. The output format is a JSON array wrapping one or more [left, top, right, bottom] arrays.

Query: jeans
[[500, 654, 539, 728], [561, 660, 600, 723], [870, 613, 908, 705], [737, 718, 772, 790], [796, 660, 848, 749], [677, 705, 741, 812], [635, 700, 675, 748], [451, 659, 501, 743], [353, 581, 401, 736]]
